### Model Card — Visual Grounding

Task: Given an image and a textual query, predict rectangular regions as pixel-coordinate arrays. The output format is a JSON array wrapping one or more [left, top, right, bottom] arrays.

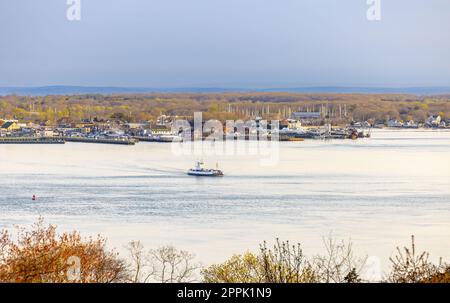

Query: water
[[0, 129, 449, 272]]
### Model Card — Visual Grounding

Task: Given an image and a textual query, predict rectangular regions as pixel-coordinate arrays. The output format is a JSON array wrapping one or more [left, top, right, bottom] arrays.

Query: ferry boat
[[187, 161, 224, 177]]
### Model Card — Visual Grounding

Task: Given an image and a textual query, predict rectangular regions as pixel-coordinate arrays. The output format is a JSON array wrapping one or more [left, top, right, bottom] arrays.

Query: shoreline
[[1, 128, 449, 145]]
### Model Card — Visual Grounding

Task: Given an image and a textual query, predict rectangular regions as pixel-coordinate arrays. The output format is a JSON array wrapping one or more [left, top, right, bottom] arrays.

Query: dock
[[0, 137, 65, 144], [280, 136, 305, 142], [132, 136, 183, 143], [63, 137, 136, 145], [132, 136, 157, 142]]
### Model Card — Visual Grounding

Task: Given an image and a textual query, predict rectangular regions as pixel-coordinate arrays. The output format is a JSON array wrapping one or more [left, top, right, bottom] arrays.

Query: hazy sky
[[1, 0, 449, 87]]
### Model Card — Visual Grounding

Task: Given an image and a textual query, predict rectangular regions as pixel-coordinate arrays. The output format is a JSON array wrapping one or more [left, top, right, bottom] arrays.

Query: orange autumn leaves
[[0, 218, 127, 283]]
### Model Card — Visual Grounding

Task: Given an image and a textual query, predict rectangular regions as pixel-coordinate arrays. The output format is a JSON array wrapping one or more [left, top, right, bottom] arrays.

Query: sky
[[0, 0, 449, 88]]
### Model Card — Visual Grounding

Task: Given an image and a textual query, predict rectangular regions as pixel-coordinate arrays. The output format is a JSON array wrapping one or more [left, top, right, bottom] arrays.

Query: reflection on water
[[0, 129, 449, 268]]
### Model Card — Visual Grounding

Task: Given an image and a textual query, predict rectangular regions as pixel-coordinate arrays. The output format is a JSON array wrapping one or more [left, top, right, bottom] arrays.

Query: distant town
[[0, 93, 449, 144], [0, 113, 447, 145]]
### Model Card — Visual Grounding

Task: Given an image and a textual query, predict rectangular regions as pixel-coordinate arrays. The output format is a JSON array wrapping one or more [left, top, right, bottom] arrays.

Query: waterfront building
[[291, 112, 322, 120], [1, 121, 20, 132], [425, 115, 442, 128], [290, 112, 322, 125], [387, 120, 403, 128]]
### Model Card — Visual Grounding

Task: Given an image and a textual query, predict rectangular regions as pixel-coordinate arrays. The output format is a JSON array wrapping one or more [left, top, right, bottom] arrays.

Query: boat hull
[[187, 170, 224, 177]]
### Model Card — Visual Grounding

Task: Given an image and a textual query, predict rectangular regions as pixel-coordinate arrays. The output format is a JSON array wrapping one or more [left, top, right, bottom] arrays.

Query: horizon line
[[1, 85, 450, 96]]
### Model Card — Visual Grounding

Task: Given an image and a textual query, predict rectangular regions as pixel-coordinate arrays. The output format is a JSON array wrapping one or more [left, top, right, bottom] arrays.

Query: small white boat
[[187, 161, 224, 177], [279, 127, 307, 135]]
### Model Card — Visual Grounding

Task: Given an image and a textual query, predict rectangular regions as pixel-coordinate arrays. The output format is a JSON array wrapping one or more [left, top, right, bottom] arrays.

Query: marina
[[1, 112, 446, 146]]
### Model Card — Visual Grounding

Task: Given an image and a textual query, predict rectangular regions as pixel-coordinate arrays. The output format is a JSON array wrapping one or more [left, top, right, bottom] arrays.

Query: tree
[[388, 235, 448, 283], [312, 236, 367, 283], [259, 239, 317, 283], [202, 253, 265, 283], [202, 239, 318, 283], [149, 246, 200, 283], [126, 240, 153, 283], [12, 107, 28, 119], [126, 242, 200, 283], [57, 108, 70, 119], [110, 112, 127, 120], [344, 268, 362, 283], [421, 267, 450, 283], [0, 218, 128, 283]]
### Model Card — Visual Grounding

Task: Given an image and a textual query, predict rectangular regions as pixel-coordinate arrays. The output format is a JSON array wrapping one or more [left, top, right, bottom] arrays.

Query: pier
[[132, 136, 183, 143], [63, 137, 136, 145], [0, 137, 65, 144], [132, 136, 157, 142]]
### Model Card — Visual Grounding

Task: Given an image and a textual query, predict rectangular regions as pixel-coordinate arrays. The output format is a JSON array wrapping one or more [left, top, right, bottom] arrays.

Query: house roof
[[1, 121, 15, 129]]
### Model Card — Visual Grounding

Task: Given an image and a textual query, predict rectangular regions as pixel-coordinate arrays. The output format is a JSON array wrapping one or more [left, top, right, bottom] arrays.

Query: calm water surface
[[1, 129, 449, 270]]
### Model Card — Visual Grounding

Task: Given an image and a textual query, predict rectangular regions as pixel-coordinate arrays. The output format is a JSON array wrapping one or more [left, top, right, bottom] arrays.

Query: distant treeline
[[0, 93, 449, 124]]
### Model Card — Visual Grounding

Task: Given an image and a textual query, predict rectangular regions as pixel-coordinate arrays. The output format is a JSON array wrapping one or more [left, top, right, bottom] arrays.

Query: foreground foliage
[[0, 219, 127, 283], [126, 241, 200, 283], [0, 219, 448, 283], [389, 236, 449, 283], [202, 238, 365, 283]]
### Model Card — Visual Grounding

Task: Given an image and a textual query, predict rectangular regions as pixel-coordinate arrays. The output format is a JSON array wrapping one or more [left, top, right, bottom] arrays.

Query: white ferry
[[187, 161, 224, 177]]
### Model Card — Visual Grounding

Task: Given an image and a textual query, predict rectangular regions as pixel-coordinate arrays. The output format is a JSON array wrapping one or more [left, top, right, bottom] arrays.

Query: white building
[[425, 115, 441, 127]]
